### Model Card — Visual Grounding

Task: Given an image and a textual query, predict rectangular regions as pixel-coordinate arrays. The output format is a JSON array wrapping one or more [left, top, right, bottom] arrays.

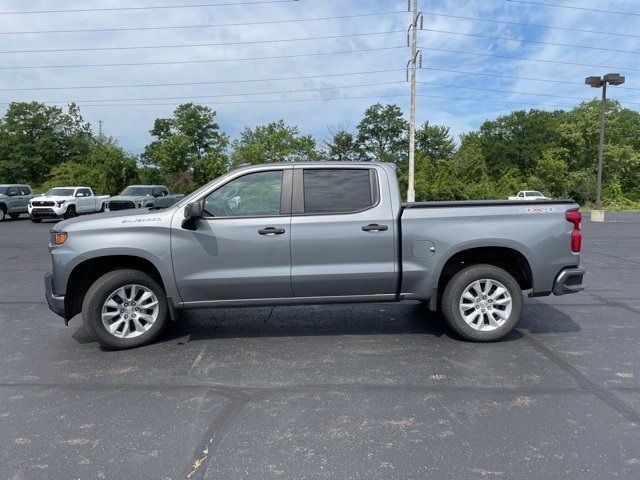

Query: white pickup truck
[[508, 191, 548, 200], [29, 187, 110, 222]]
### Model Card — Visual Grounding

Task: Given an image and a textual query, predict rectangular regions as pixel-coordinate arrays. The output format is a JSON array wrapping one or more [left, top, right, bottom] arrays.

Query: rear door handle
[[258, 227, 285, 236], [362, 224, 389, 232]]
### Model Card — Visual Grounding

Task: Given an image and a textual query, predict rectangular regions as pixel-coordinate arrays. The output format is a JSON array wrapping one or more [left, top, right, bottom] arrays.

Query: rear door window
[[302, 169, 375, 214]]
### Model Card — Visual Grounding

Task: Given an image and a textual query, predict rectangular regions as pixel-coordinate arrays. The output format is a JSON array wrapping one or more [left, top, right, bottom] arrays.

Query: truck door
[[18, 186, 31, 212], [6, 186, 20, 211], [76, 188, 93, 212], [290, 166, 397, 298], [171, 168, 293, 303]]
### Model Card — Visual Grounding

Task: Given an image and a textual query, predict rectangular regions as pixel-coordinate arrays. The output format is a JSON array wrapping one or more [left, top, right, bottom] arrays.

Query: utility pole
[[98, 120, 104, 140], [406, 0, 422, 202]]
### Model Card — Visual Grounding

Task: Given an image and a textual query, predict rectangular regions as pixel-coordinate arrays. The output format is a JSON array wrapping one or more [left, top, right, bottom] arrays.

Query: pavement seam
[[184, 391, 250, 480], [519, 329, 640, 425], [586, 292, 640, 317], [0, 381, 611, 396]]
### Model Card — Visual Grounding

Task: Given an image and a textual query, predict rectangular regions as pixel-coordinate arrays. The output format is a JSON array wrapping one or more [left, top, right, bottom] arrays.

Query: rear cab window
[[300, 169, 377, 215]]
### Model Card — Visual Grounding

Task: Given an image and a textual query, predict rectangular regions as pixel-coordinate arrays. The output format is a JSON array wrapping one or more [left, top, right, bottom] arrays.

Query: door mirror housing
[[182, 202, 203, 230]]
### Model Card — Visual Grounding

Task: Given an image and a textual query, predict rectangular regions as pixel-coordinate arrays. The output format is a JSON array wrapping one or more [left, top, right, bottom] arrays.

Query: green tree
[[0, 102, 92, 185], [415, 121, 455, 164], [324, 128, 362, 161], [231, 120, 318, 165], [42, 138, 138, 195], [477, 109, 564, 174], [356, 103, 408, 163], [142, 103, 228, 191]]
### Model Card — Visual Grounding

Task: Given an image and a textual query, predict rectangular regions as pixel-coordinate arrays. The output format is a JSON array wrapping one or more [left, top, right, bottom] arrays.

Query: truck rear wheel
[[441, 264, 522, 342], [82, 269, 168, 349], [0, 206, 6, 222]]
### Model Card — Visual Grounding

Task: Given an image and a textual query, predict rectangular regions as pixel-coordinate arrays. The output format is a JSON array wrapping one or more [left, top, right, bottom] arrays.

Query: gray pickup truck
[[0, 184, 36, 221], [107, 185, 184, 211], [44, 162, 585, 349]]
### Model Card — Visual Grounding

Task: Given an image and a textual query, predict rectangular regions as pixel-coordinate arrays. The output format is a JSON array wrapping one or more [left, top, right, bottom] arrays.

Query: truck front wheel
[[63, 205, 77, 219], [441, 264, 522, 342], [82, 269, 169, 349]]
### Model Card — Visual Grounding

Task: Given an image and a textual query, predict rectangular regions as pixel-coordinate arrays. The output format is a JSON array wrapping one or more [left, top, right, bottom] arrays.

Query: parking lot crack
[[519, 329, 640, 425]]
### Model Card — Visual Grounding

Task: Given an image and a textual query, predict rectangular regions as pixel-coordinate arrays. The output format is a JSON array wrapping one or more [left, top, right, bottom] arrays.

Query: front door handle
[[258, 227, 285, 236], [362, 224, 389, 232]]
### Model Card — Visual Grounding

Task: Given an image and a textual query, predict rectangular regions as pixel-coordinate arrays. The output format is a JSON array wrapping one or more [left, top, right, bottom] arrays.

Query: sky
[[1, 0, 639, 154]]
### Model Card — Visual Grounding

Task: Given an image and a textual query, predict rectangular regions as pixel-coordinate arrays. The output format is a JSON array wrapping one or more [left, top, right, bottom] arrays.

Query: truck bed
[[402, 199, 575, 209]]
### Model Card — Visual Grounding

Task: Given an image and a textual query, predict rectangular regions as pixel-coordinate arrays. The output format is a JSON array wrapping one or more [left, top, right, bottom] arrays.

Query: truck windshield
[[120, 187, 154, 196], [45, 188, 75, 196]]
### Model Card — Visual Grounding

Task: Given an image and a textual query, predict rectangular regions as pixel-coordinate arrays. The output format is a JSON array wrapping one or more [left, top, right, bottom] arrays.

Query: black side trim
[[292, 168, 304, 215], [280, 169, 293, 215], [402, 199, 576, 208]]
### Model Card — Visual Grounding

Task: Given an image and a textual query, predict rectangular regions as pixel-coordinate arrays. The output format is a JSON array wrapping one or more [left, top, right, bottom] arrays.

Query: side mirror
[[182, 202, 203, 230], [75, 192, 83, 197]]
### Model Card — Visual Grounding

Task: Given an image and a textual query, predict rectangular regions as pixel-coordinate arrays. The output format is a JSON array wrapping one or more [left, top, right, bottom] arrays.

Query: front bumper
[[552, 267, 585, 295], [44, 271, 66, 319], [31, 207, 63, 219]]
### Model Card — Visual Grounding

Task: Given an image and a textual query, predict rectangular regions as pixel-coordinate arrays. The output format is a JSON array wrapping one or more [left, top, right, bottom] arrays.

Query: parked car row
[[0, 184, 183, 222]]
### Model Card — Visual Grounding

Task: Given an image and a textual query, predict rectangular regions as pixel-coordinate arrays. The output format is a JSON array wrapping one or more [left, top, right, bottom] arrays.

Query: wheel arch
[[64, 254, 176, 321], [430, 243, 533, 310]]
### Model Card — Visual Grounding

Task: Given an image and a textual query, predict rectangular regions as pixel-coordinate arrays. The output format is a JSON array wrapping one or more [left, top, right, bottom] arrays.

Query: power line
[[0, 31, 404, 55], [419, 46, 640, 73], [0, 68, 406, 92], [422, 66, 640, 92], [506, 0, 640, 16], [0, 11, 406, 35], [423, 28, 640, 56], [1, 45, 405, 70], [1, 39, 406, 70], [5, 81, 407, 105], [0, 0, 298, 15], [424, 10, 640, 39], [10, 79, 636, 108], [418, 81, 640, 106], [3, 93, 578, 109]]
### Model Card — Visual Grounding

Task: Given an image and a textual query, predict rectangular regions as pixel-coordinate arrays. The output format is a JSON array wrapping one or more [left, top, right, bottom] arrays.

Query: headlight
[[53, 232, 68, 246], [56, 200, 66, 206]]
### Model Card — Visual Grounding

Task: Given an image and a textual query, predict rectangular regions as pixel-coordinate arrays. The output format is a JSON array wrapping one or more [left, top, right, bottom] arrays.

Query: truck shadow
[[149, 300, 580, 345]]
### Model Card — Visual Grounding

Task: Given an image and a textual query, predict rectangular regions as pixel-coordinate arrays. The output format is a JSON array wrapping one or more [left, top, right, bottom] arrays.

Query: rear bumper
[[44, 271, 66, 319], [552, 267, 585, 295]]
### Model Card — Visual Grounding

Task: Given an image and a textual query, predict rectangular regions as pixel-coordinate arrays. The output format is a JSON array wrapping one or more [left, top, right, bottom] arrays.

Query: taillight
[[566, 209, 582, 253]]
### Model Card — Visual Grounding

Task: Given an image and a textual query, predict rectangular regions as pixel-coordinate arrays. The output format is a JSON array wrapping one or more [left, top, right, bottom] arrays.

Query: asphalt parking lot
[[1, 213, 640, 479]]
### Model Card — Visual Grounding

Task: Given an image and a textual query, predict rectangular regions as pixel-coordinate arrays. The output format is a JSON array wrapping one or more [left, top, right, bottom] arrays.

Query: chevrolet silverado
[[44, 163, 585, 349]]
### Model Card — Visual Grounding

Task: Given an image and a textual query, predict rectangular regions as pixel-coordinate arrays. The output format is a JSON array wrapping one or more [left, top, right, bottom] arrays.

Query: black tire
[[9, 213, 20, 219], [441, 264, 522, 342], [82, 269, 169, 350], [63, 205, 77, 219], [0, 206, 6, 222], [30, 217, 42, 223]]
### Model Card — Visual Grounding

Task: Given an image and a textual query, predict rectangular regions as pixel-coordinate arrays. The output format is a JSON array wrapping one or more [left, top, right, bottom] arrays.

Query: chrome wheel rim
[[459, 279, 512, 331], [101, 284, 159, 339]]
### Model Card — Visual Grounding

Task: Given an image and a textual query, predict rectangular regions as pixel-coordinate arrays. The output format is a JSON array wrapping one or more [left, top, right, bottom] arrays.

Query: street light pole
[[596, 81, 606, 210], [585, 73, 625, 214]]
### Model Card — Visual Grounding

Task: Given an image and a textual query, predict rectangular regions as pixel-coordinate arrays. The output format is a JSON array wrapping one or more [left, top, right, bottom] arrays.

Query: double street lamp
[[584, 73, 625, 211]]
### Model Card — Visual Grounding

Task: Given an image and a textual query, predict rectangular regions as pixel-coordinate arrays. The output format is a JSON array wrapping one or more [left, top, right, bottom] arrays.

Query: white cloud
[[0, 0, 638, 153]]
